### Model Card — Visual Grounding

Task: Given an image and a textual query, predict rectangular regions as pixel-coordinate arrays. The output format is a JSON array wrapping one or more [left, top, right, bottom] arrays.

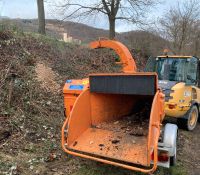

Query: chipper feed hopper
[[62, 40, 178, 173]]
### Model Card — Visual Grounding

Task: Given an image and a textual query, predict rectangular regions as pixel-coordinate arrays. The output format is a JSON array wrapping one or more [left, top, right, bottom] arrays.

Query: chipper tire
[[170, 144, 177, 166], [163, 123, 178, 167], [177, 105, 199, 131]]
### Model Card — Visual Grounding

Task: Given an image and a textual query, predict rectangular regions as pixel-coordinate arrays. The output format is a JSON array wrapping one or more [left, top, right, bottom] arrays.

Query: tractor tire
[[177, 105, 199, 131]]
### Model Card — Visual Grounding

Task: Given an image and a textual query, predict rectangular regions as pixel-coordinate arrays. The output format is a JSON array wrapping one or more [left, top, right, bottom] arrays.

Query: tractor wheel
[[177, 105, 199, 131]]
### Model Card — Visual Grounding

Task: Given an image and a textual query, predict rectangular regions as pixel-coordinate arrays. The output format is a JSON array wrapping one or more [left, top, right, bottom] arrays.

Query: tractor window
[[145, 57, 198, 84], [155, 58, 188, 82], [186, 57, 198, 85]]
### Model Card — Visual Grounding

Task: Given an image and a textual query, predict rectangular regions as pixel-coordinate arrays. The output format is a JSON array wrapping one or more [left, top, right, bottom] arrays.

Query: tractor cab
[[145, 56, 199, 85], [145, 56, 200, 131]]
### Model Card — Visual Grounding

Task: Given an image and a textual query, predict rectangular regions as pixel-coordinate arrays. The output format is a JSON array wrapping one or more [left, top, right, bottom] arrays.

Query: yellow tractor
[[145, 55, 200, 131]]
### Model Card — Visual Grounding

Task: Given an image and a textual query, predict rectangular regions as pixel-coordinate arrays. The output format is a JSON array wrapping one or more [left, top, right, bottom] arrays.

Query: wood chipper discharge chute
[[62, 73, 168, 173]]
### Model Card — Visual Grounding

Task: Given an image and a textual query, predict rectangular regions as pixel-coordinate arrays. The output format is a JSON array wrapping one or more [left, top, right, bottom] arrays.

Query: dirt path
[[35, 63, 60, 93]]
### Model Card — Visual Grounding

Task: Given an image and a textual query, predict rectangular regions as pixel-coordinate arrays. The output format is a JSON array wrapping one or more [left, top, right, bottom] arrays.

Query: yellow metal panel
[[164, 82, 192, 118]]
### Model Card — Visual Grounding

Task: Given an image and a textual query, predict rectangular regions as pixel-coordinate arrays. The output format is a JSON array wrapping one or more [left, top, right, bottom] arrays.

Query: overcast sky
[[0, 0, 178, 32]]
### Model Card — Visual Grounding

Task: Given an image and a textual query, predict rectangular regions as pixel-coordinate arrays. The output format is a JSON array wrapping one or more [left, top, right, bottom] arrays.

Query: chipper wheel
[[177, 105, 199, 131], [163, 123, 178, 166]]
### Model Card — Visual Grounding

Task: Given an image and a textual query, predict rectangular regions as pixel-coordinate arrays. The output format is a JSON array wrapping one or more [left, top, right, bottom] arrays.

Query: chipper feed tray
[[62, 73, 167, 173]]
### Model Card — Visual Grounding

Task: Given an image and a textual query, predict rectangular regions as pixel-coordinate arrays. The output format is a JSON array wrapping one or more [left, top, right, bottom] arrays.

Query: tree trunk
[[37, 0, 46, 35], [109, 17, 115, 39]]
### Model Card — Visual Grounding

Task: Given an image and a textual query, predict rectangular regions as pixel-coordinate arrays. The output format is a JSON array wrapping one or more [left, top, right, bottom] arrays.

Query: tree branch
[[101, 0, 111, 15]]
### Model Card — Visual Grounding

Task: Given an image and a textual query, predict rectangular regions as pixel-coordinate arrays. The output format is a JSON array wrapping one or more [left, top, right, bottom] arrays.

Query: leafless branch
[[52, 0, 159, 38], [160, 0, 200, 54]]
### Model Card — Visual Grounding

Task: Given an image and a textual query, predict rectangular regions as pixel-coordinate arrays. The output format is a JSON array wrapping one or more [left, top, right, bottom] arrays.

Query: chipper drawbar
[[62, 40, 178, 174]]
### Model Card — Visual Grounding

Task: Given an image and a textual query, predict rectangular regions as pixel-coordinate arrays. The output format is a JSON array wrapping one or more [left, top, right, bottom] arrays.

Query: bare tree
[[160, 0, 200, 54], [37, 0, 46, 34], [192, 22, 200, 56], [56, 0, 158, 39]]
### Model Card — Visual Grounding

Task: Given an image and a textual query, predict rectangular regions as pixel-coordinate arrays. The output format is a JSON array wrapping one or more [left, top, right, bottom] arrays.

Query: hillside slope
[[0, 30, 120, 174], [0, 19, 168, 56], [120, 30, 170, 56]]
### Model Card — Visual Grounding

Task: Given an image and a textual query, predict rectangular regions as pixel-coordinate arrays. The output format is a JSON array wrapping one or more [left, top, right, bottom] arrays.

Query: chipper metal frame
[[62, 39, 178, 174]]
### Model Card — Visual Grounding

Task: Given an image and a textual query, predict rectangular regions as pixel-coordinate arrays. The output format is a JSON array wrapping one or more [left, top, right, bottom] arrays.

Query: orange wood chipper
[[62, 39, 178, 174]]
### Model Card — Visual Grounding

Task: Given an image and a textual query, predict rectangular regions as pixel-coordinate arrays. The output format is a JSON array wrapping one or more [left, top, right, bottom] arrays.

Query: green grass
[[71, 164, 135, 175], [0, 160, 12, 172], [169, 164, 187, 175], [26, 32, 80, 51], [70, 161, 188, 175]]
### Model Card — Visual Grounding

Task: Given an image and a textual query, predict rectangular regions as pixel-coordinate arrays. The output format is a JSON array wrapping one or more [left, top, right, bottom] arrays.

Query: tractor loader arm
[[90, 39, 137, 73]]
